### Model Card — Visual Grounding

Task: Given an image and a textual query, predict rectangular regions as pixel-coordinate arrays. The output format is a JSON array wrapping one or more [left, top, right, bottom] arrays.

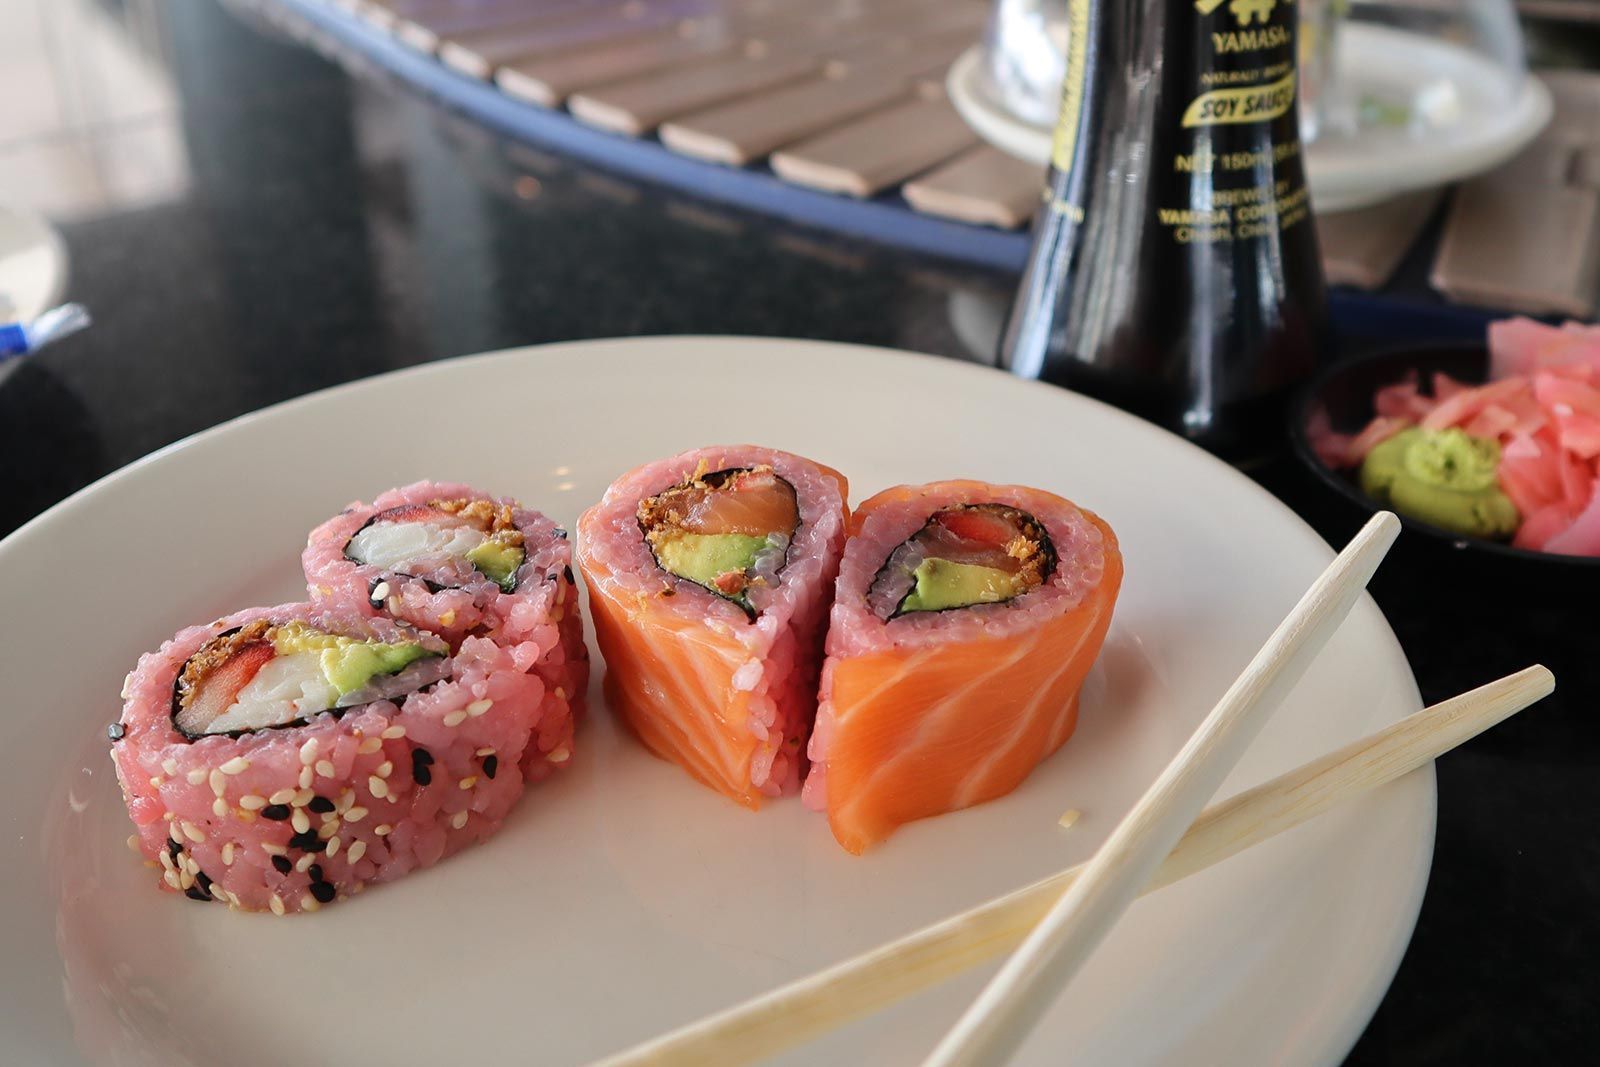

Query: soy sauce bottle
[[999, 0, 1330, 461]]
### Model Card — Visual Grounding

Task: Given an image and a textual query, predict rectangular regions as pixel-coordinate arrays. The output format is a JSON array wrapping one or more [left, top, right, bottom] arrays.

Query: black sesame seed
[[414, 764, 432, 786], [309, 881, 336, 904], [107, 722, 126, 741], [195, 871, 213, 893], [289, 830, 326, 852], [308, 795, 335, 814], [271, 854, 292, 874], [307, 864, 324, 883], [412, 748, 434, 766], [185, 885, 212, 902], [482, 755, 498, 780], [261, 804, 291, 821], [563, 565, 575, 583], [168, 838, 184, 858]]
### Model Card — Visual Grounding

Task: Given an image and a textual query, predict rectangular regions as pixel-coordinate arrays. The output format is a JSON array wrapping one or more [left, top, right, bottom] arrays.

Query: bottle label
[[1181, 71, 1297, 127], [1049, 0, 1092, 174]]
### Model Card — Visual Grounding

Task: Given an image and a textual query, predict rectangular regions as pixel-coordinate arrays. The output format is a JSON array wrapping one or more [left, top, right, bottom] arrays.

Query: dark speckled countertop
[[1, 2, 1595, 1063]]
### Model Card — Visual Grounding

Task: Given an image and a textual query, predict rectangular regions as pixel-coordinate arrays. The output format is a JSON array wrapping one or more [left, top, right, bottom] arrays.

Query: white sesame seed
[[148, 776, 164, 788], [475, 747, 495, 757], [358, 737, 382, 754], [325, 836, 341, 857], [209, 770, 227, 796], [368, 776, 389, 799], [295, 854, 314, 872], [371, 581, 390, 601], [209, 883, 228, 902], [291, 809, 311, 834], [237, 809, 257, 823], [299, 739, 319, 765], [219, 756, 250, 775], [270, 894, 286, 916], [178, 870, 195, 891], [1057, 808, 1082, 829], [298, 766, 315, 788], [182, 855, 199, 875], [185, 769, 207, 785], [315, 760, 336, 778], [158, 851, 175, 872], [222, 842, 235, 865], [292, 788, 314, 807], [347, 840, 367, 863], [161, 759, 180, 776], [458, 777, 478, 790], [321, 810, 339, 825], [375, 760, 393, 779], [240, 795, 267, 810], [317, 821, 337, 841], [442, 711, 468, 727], [548, 746, 571, 764], [182, 821, 205, 844], [262, 843, 287, 856], [269, 788, 295, 805], [126, 834, 140, 853], [450, 811, 469, 830], [300, 896, 320, 913], [169, 822, 184, 843], [380, 725, 406, 740], [336, 789, 354, 812], [212, 798, 229, 817], [163, 870, 181, 890], [344, 806, 369, 824], [466, 699, 493, 717], [374, 824, 392, 836], [163, 811, 174, 821]]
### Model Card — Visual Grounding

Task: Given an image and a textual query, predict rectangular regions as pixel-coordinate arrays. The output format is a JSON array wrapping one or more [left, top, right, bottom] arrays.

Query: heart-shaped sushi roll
[[576, 446, 848, 808], [110, 602, 548, 913], [804, 481, 1123, 853], [303, 481, 586, 778]]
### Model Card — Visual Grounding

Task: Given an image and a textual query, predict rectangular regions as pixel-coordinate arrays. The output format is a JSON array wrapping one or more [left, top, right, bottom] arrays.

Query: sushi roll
[[804, 481, 1123, 853], [110, 601, 548, 913], [303, 481, 586, 777], [576, 446, 848, 808]]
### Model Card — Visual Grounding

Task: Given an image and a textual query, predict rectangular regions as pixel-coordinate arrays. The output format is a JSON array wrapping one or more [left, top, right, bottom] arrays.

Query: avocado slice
[[465, 536, 524, 593], [653, 532, 773, 595], [271, 623, 438, 698], [899, 558, 1027, 614]]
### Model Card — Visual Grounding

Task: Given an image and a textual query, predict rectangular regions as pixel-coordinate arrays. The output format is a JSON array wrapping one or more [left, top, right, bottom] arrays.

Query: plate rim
[[0, 335, 1436, 1065]]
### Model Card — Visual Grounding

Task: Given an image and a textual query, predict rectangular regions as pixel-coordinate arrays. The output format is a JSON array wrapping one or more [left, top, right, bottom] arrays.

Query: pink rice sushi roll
[[576, 446, 848, 808], [303, 481, 586, 776], [110, 601, 550, 914]]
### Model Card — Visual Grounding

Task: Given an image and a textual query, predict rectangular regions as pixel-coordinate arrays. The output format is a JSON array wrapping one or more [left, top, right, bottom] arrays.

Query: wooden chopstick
[[921, 511, 1402, 1067], [592, 664, 1554, 1067]]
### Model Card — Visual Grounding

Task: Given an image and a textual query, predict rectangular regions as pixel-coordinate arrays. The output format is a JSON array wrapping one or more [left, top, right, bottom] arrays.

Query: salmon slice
[[811, 484, 1122, 853]]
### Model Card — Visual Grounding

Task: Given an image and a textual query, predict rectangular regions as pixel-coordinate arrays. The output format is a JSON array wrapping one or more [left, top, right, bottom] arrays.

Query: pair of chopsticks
[[596, 512, 1555, 1067]]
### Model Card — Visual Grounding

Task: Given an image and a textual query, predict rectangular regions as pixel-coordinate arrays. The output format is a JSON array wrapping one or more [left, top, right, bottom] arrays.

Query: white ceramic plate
[[949, 24, 1552, 213], [0, 338, 1432, 1066]]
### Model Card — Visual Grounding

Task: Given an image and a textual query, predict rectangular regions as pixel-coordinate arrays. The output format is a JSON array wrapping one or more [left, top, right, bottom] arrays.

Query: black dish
[[1289, 343, 1600, 569]]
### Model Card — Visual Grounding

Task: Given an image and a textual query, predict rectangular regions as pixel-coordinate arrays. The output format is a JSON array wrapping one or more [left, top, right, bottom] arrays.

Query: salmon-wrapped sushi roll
[[577, 446, 848, 808], [110, 602, 547, 914], [804, 481, 1122, 853], [303, 481, 586, 778]]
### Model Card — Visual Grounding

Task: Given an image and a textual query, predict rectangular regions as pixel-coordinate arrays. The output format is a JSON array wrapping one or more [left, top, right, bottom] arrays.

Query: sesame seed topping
[[291, 809, 311, 834], [358, 737, 382, 755], [182, 821, 205, 844], [325, 836, 341, 856], [289, 829, 325, 852], [298, 766, 315, 788], [227, 890, 242, 908], [182, 855, 200, 875], [261, 804, 291, 821], [269, 788, 295, 805], [262, 842, 287, 856], [1057, 808, 1082, 829], [300, 896, 321, 912], [336, 789, 355, 812], [270, 894, 286, 916], [240, 795, 267, 810], [309, 795, 335, 814], [299, 739, 319, 765], [170, 822, 184, 843], [467, 699, 493, 717], [126, 834, 141, 853], [450, 811, 469, 830], [222, 842, 235, 865], [442, 710, 468, 728], [212, 798, 229, 817], [209, 770, 227, 796], [482, 755, 498, 780], [307, 863, 323, 882], [291, 788, 315, 807], [375, 760, 393, 779], [271, 854, 292, 873], [317, 821, 338, 840], [219, 756, 250, 775], [309, 881, 336, 904], [185, 769, 207, 786], [148, 776, 164, 788], [344, 806, 368, 822], [159, 851, 175, 872], [163, 870, 181, 890], [178, 870, 195, 891], [475, 747, 495, 757], [237, 809, 257, 823], [295, 854, 315, 872], [315, 760, 336, 778], [380, 725, 406, 740], [108, 722, 126, 742], [371, 581, 391, 601], [375, 824, 392, 836], [412, 748, 434, 766], [209, 882, 227, 902], [368, 776, 389, 799], [347, 840, 367, 863], [548, 746, 571, 764], [458, 777, 478, 790], [161, 759, 180, 776]]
